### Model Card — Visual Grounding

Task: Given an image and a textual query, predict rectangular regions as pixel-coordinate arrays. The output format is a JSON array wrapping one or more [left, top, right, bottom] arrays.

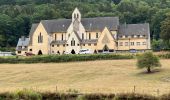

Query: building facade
[[16, 8, 151, 55]]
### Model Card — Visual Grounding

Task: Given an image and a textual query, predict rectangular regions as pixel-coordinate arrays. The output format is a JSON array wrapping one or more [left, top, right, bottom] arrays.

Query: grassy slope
[[0, 60, 170, 95]]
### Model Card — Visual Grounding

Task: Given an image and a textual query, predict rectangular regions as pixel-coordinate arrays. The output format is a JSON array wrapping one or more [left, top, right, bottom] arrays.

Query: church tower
[[72, 8, 81, 32]]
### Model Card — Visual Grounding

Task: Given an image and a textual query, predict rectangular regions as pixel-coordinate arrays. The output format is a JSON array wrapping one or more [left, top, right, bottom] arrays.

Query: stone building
[[16, 8, 151, 55]]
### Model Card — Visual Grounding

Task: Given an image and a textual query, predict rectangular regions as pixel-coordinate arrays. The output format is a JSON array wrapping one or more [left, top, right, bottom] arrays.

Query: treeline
[[0, 0, 170, 50]]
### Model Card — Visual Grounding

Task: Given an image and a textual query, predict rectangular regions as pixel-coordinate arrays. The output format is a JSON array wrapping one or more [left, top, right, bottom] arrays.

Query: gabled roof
[[82, 17, 119, 31], [41, 19, 72, 33], [16, 37, 29, 51], [29, 23, 39, 45], [118, 23, 150, 37], [36, 17, 119, 34]]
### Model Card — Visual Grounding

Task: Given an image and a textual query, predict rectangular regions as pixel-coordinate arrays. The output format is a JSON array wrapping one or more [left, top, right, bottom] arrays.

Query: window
[[94, 43, 97, 46], [77, 44, 80, 46], [89, 33, 91, 40], [57, 45, 60, 47], [52, 51, 54, 53], [68, 34, 70, 38], [38, 33, 43, 43], [82, 33, 84, 40], [137, 35, 140, 38], [88, 44, 91, 46], [18, 51, 21, 54], [74, 14, 76, 19], [71, 38, 75, 46], [67, 44, 69, 46], [130, 42, 135, 46], [63, 44, 65, 47], [52, 45, 54, 47], [125, 42, 129, 46], [55, 34, 57, 41], [96, 33, 98, 38], [143, 42, 146, 45], [29, 49, 32, 51], [83, 44, 85, 46], [119, 42, 123, 46], [137, 42, 140, 46], [61, 34, 64, 40]]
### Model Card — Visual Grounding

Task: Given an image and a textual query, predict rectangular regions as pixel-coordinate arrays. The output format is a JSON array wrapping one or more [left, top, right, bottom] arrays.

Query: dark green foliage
[[137, 52, 161, 73], [0, 54, 134, 64]]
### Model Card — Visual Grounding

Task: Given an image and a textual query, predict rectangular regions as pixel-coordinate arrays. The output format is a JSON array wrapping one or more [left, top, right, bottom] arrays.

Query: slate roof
[[41, 19, 72, 33], [51, 40, 67, 45], [33, 17, 119, 34], [118, 23, 150, 38], [29, 23, 38, 45], [16, 37, 29, 51], [81, 17, 119, 31], [81, 39, 98, 44]]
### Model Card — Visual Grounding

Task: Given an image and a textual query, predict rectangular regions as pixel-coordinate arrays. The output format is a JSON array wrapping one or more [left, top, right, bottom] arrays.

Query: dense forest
[[0, 0, 170, 51]]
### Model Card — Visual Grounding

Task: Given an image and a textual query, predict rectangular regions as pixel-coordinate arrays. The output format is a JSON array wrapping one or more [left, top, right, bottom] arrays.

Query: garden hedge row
[[0, 54, 134, 64]]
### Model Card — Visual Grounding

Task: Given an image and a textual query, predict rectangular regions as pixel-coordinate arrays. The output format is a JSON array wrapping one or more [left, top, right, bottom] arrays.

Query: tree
[[160, 13, 170, 48], [137, 52, 161, 73]]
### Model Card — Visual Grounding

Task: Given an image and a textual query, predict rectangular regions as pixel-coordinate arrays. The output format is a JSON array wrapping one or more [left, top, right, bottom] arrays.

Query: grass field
[[0, 60, 170, 95]]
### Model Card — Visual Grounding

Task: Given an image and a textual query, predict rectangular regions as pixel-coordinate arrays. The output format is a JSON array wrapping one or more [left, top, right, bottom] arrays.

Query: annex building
[[16, 8, 151, 55]]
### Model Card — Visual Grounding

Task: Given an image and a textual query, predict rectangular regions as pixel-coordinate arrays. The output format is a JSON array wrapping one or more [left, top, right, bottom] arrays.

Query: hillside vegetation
[[0, 0, 170, 51]]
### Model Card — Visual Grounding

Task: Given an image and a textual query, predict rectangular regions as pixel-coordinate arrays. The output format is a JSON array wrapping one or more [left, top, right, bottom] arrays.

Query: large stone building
[[16, 8, 151, 55]]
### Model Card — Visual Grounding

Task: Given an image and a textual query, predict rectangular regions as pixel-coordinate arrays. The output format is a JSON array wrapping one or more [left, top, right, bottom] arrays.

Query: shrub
[[115, 93, 157, 100], [0, 54, 134, 64], [137, 52, 161, 73]]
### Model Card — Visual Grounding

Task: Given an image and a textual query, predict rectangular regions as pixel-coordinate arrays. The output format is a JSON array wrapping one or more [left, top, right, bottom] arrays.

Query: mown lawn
[[0, 60, 170, 95]]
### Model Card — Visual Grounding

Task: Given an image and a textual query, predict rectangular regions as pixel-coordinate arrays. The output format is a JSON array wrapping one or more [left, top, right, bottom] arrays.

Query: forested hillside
[[0, 0, 170, 50]]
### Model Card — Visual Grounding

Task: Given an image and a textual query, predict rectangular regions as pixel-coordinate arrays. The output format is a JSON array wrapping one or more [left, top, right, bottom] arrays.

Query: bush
[[0, 54, 134, 64], [115, 93, 157, 100], [137, 52, 161, 73]]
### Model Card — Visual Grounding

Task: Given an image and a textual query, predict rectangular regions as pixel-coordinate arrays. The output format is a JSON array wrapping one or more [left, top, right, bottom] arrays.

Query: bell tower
[[72, 7, 81, 22]]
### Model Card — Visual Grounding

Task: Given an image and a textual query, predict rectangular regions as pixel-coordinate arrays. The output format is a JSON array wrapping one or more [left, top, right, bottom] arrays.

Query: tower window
[[74, 14, 76, 19]]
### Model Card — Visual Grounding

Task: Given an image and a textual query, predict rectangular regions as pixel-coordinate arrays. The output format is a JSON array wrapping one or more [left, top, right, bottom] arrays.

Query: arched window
[[82, 33, 84, 40], [71, 38, 75, 46], [77, 14, 79, 18], [61, 34, 63, 40], [38, 33, 43, 43], [89, 33, 91, 40], [74, 13, 76, 19], [55, 34, 57, 41]]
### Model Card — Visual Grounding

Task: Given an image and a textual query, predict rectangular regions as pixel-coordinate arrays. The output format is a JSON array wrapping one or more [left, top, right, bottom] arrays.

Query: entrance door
[[38, 50, 43, 55], [103, 45, 109, 51], [71, 49, 76, 54]]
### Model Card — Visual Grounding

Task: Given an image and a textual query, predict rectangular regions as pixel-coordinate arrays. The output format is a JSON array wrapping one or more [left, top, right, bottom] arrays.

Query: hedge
[[0, 54, 134, 64], [0, 90, 169, 100]]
